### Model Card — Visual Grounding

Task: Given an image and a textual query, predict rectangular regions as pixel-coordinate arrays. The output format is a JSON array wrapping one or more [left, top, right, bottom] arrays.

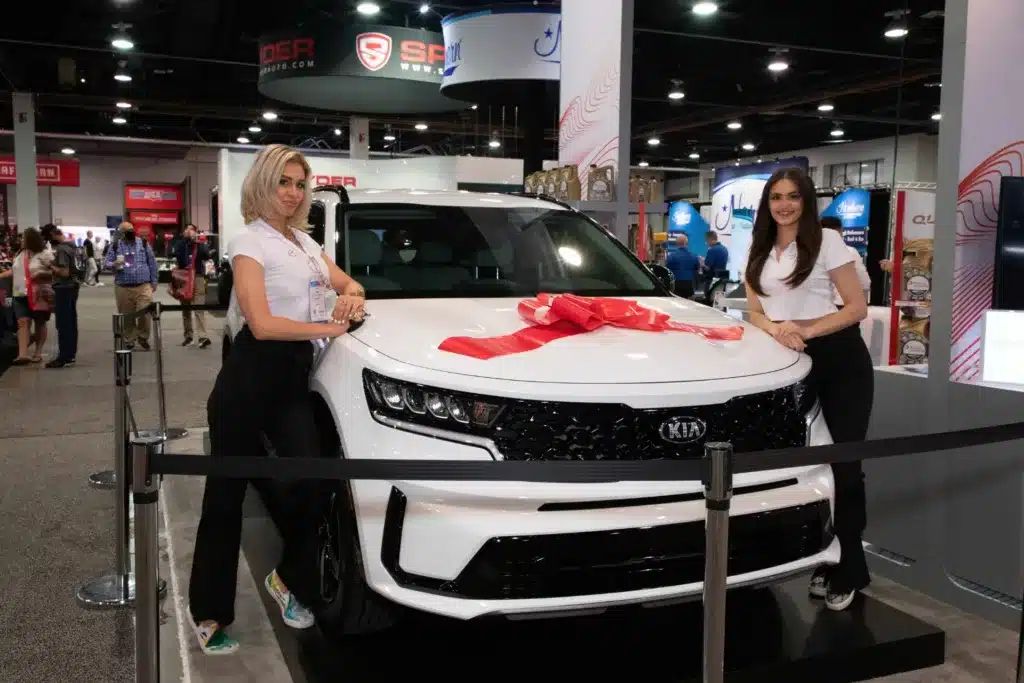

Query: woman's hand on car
[[770, 321, 806, 352], [331, 294, 365, 324]]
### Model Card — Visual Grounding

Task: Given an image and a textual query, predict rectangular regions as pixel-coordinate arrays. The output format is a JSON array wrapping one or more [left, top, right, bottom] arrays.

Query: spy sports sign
[[356, 32, 392, 71], [355, 31, 444, 77]]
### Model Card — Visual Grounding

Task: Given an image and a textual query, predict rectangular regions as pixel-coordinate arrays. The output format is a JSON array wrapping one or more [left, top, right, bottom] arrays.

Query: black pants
[[674, 280, 695, 298], [804, 324, 873, 592], [188, 328, 323, 626], [54, 285, 79, 361]]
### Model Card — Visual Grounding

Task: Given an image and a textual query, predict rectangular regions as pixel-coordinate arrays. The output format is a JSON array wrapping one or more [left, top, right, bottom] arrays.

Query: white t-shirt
[[228, 219, 330, 324], [11, 250, 54, 297], [751, 228, 855, 321], [833, 244, 871, 306]]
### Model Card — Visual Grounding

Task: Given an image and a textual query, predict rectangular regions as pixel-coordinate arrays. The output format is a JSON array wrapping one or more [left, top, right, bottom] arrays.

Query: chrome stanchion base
[[137, 427, 189, 441], [75, 573, 167, 610], [88, 470, 117, 489]]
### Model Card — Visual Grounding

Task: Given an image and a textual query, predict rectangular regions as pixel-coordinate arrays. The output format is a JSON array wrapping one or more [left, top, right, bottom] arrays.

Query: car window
[[336, 203, 666, 299], [308, 201, 326, 247]]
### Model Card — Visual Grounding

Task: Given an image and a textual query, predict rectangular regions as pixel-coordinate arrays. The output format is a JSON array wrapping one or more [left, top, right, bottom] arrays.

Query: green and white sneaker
[[192, 619, 239, 655], [264, 570, 316, 629]]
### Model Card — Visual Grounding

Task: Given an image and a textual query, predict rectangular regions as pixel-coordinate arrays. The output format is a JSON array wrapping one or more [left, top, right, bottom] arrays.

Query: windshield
[[337, 203, 666, 299]]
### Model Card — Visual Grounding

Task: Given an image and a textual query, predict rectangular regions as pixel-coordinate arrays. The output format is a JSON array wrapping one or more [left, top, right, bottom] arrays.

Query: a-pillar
[[349, 116, 370, 161], [930, 0, 1024, 386], [12, 93, 39, 231], [558, 0, 634, 242]]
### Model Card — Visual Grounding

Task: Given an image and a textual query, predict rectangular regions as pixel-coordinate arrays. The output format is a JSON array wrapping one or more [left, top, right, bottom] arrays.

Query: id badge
[[309, 280, 329, 322]]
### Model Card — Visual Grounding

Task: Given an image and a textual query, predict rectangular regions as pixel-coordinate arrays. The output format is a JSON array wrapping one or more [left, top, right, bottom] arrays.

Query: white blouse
[[751, 228, 855, 322], [227, 219, 330, 323]]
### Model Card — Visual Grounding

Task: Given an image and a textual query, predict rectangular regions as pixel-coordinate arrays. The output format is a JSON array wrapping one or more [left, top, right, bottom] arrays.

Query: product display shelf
[[885, 187, 936, 368]]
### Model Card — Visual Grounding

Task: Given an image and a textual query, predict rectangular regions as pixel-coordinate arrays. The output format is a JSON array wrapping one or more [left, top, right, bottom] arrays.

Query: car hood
[[350, 297, 800, 384]]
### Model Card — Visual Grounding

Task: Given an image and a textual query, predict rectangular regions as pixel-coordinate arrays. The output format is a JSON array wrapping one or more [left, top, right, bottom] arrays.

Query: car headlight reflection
[[364, 369, 505, 433], [792, 378, 818, 416]]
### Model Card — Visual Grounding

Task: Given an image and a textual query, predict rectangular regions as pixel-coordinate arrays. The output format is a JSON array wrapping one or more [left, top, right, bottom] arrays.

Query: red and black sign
[[0, 158, 81, 187], [124, 184, 184, 211], [257, 25, 461, 114]]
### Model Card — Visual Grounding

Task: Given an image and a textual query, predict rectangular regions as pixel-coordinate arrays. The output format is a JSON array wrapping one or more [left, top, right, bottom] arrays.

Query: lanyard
[[261, 222, 328, 283]]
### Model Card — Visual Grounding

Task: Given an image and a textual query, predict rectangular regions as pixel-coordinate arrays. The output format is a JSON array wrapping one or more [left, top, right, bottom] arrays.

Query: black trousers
[[54, 285, 79, 361], [804, 323, 874, 593], [188, 328, 323, 626], [674, 280, 695, 298]]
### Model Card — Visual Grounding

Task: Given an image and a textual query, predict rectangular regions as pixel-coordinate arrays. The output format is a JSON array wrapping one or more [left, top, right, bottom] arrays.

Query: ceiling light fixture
[[931, 112, 942, 121], [692, 2, 718, 16], [638, 161, 649, 167], [356, 2, 381, 16], [767, 48, 790, 73], [237, 136, 251, 144], [647, 137, 661, 146], [116, 101, 132, 109], [111, 37, 134, 51], [248, 125, 262, 133], [742, 142, 756, 151], [884, 10, 910, 38], [727, 121, 742, 130], [334, 128, 342, 136], [415, 123, 428, 130], [689, 152, 700, 160], [112, 116, 127, 125], [668, 89, 685, 101], [420, 2, 430, 13], [61, 147, 75, 156], [470, 104, 478, 110], [262, 111, 278, 121], [830, 126, 845, 137], [114, 70, 132, 83], [818, 102, 835, 112], [488, 140, 501, 148], [383, 134, 396, 141]]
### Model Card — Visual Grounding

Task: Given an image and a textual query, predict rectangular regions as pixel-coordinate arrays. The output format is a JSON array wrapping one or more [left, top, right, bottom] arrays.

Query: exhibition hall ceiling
[[0, 0, 945, 167]]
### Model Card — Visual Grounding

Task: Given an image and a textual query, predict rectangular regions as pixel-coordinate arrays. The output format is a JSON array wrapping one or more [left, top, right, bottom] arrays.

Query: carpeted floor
[[0, 281, 223, 683]]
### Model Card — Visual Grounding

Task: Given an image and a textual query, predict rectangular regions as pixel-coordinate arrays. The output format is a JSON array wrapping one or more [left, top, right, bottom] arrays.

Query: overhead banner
[[667, 200, 712, 260], [440, 7, 560, 98], [257, 25, 463, 114], [0, 158, 80, 187], [124, 184, 184, 211], [711, 157, 809, 281], [822, 187, 872, 254]]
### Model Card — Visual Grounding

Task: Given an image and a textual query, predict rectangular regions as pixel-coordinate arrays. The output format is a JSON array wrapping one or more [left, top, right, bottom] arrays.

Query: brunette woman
[[743, 168, 873, 611]]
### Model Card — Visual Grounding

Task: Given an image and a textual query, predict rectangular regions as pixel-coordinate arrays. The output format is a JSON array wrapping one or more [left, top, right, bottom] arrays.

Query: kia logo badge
[[659, 416, 707, 444]]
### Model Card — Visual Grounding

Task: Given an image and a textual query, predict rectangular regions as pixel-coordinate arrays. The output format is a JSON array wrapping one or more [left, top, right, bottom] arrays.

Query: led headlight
[[363, 369, 507, 434]]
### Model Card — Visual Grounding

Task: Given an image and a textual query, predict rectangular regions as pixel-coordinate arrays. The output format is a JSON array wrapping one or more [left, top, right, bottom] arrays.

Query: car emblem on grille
[[659, 416, 707, 444]]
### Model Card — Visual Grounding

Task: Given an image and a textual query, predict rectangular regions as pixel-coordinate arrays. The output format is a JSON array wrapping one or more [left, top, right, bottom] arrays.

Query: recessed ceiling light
[[668, 90, 685, 101], [488, 140, 501, 148], [80, 78, 86, 84], [768, 59, 789, 72], [818, 103, 835, 112], [237, 136, 250, 144], [885, 26, 909, 38], [692, 2, 718, 16], [638, 161, 649, 167], [334, 128, 342, 136], [647, 137, 661, 146], [931, 112, 942, 121], [470, 104, 478, 110], [415, 123, 428, 130], [61, 147, 75, 155], [112, 116, 127, 125], [383, 134, 396, 141], [114, 72, 132, 82], [419, 2, 430, 13], [742, 142, 756, 151], [248, 125, 262, 133], [831, 127, 845, 137], [689, 152, 700, 160], [116, 101, 132, 109], [111, 37, 134, 50], [727, 121, 742, 130], [262, 111, 278, 121], [356, 2, 381, 15]]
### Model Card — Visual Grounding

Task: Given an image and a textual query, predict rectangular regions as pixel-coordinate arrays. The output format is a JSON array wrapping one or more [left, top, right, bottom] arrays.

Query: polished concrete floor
[[0, 282, 1018, 682]]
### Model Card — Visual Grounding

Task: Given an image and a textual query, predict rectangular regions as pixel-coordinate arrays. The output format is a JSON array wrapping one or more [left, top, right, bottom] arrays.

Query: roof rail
[[313, 184, 351, 204]]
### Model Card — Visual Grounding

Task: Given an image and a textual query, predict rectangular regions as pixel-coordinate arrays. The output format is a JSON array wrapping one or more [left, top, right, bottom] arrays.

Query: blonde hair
[[241, 144, 313, 231]]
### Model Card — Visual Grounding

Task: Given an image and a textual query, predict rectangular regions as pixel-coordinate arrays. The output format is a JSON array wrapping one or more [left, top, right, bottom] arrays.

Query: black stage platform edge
[[241, 487, 946, 683]]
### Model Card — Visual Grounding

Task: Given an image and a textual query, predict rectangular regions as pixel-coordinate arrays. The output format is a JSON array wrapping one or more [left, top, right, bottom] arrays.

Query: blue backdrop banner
[[666, 200, 711, 259], [821, 188, 872, 254], [711, 157, 809, 281]]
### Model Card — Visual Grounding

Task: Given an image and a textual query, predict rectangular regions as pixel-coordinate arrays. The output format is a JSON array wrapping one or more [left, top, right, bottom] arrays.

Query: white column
[[349, 116, 370, 160], [933, 0, 1024, 384], [12, 92, 39, 231], [558, 0, 634, 242]]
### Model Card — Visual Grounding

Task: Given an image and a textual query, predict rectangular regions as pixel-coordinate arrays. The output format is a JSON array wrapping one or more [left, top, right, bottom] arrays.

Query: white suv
[[222, 187, 838, 633]]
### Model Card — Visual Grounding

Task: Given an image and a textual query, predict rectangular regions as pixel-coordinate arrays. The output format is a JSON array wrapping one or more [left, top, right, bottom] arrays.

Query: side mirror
[[646, 262, 675, 291]]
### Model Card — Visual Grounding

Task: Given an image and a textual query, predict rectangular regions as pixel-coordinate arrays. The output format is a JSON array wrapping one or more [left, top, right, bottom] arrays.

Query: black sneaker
[[137, 338, 151, 351], [181, 337, 193, 347], [45, 358, 73, 369], [197, 338, 211, 349]]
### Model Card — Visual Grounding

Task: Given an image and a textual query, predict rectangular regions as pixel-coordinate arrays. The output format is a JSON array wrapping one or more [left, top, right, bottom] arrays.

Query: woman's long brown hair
[[743, 167, 823, 297], [20, 227, 45, 255]]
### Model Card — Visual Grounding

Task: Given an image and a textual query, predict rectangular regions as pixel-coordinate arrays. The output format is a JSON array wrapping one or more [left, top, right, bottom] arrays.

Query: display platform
[[241, 487, 946, 683]]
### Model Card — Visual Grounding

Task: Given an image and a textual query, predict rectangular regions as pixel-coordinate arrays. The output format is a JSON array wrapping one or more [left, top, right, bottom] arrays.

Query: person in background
[[1, 228, 53, 364], [82, 230, 97, 286], [743, 167, 872, 612], [175, 223, 213, 348], [47, 227, 82, 368], [665, 233, 700, 298], [104, 221, 158, 351], [701, 230, 729, 279], [820, 216, 871, 309]]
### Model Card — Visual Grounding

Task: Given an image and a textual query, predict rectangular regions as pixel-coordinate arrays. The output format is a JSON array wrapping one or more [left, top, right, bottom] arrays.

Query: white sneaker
[[264, 570, 316, 629], [191, 619, 240, 655], [808, 567, 829, 599], [825, 588, 858, 611]]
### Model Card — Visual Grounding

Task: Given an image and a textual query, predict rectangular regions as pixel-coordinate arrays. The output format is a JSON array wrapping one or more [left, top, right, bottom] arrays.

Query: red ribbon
[[438, 293, 745, 360]]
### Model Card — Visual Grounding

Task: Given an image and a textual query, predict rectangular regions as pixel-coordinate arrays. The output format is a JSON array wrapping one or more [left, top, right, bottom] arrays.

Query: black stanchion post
[[702, 441, 734, 683], [1017, 590, 1024, 683], [144, 302, 187, 442], [88, 314, 126, 489], [132, 434, 163, 683]]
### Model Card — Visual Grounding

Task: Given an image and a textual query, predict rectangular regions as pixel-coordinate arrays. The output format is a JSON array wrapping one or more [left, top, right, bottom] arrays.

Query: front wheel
[[315, 484, 401, 636]]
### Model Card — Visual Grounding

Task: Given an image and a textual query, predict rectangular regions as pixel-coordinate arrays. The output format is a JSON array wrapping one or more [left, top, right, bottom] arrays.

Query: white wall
[[8, 149, 218, 231]]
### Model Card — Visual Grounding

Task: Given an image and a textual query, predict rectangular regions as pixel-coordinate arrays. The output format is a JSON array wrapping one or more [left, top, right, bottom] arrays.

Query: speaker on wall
[[992, 175, 1024, 311]]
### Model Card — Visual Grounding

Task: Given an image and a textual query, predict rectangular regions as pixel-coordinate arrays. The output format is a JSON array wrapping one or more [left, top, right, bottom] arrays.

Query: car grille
[[489, 385, 806, 462]]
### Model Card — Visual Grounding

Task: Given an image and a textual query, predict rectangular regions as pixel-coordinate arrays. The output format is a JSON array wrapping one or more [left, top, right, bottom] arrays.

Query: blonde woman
[[188, 144, 365, 654]]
